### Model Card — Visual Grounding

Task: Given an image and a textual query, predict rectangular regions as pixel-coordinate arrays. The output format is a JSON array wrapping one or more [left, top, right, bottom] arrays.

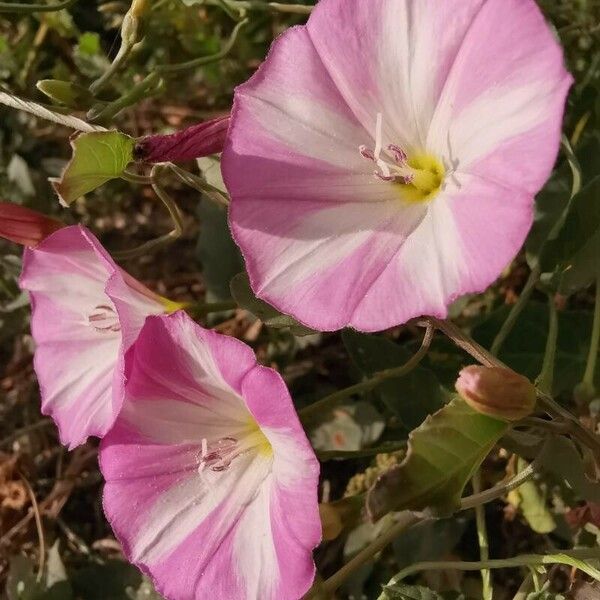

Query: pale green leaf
[[367, 399, 508, 519], [51, 131, 135, 206]]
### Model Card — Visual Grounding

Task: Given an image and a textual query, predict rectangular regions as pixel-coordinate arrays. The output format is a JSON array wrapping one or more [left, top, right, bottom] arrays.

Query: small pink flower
[[0, 202, 63, 247], [100, 312, 321, 600], [19, 225, 177, 449], [223, 0, 572, 332]]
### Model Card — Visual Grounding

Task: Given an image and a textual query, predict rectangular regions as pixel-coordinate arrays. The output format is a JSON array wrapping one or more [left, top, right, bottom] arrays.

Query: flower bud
[[135, 115, 230, 164], [0, 203, 63, 247], [455, 365, 536, 422]]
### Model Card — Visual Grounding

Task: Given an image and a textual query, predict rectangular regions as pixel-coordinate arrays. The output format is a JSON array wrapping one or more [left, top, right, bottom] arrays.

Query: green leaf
[[473, 303, 597, 395], [367, 399, 508, 519], [392, 517, 467, 571], [538, 436, 600, 503], [230, 272, 315, 336], [77, 32, 101, 56], [6, 556, 44, 600], [71, 561, 142, 600], [542, 176, 600, 295], [51, 131, 135, 206], [196, 201, 243, 302], [343, 331, 446, 432], [526, 161, 572, 268]]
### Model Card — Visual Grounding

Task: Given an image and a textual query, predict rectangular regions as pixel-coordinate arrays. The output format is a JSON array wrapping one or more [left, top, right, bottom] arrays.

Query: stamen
[[388, 144, 407, 165], [197, 437, 240, 474], [359, 145, 374, 161], [88, 304, 121, 333]]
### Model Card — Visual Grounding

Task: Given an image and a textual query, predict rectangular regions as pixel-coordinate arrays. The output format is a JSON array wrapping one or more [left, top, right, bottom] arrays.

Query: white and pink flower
[[20, 225, 177, 448], [223, 0, 573, 332], [100, 312, 321, 600]]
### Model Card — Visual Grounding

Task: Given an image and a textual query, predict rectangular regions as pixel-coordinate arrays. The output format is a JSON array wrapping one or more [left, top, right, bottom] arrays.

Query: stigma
[[360, 113, 445, 203]]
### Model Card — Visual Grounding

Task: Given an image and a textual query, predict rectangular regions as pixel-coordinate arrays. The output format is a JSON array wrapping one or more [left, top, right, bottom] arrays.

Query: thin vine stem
[[313, 513, 421, 597], [0, 0, 78, 12], [536, 294, 559, 395], [491, 265, 541, 356], [582, 271, 600, 389], [382, 548, 600, 587], [472, 471, 493, 600], [299, 324, 435, 423], [202, 0, 313, 15], [156, 19, 249, 73]]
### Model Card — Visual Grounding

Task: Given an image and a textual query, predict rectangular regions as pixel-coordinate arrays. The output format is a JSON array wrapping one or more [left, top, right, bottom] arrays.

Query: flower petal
[[306, 0, 487, 148], [349, 174, 534, 330], [427, 0, 572, 192], [231, 197, 426, 331]]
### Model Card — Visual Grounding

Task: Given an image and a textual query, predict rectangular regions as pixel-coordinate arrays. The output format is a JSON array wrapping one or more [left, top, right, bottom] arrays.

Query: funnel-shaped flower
[[0, 202, 63, 247], [20, 225, 175, 448], [223, 0, 572, 332], [100, 312, 321, 600]]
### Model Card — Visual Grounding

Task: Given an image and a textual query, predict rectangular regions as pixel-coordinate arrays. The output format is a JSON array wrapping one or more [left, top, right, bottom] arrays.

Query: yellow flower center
[[359, 113, 446, 204]]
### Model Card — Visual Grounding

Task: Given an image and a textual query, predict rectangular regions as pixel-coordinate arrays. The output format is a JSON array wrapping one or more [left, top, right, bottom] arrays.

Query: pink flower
[[19, 225, 180, 449], [100, 312, 321, 600], [0, 202, 63, 247], [223, 0, 572, 332]]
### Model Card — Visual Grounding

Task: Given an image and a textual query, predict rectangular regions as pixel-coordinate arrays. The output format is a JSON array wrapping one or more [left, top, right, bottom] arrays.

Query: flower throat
[[360, 113, 445, 203]]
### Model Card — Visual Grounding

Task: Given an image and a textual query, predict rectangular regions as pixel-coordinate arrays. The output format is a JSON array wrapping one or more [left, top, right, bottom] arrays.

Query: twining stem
[[582, 271, 600, 390], [89, 73, 162, 122], [472, 471, 492, 600], [491, 265, 541, 356], [299, 324, 435, 423], [201, 0, 313, 15], [0, 0, 77, 12], [315, 513, 421, 597], [384, 548, 600, 588], [156, 19, 249, 73], [536, 294, 559, 395]]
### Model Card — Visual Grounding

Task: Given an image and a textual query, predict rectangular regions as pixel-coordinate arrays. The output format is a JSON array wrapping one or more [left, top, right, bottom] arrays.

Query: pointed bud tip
[[455, 365, 536, 422], [0, 203, 64, 247]]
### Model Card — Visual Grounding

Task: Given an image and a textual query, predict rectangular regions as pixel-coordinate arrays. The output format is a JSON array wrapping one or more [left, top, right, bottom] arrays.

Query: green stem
[[169, 164, 230, 207], [299, 324, 435, 423], [491, 265, 540, 356], [536, 295, 558, 395], [201, 0, 313, 15], [0, 0, 77, 12], [512, 574, 535, 600], [472, 471, 492, 600], [317, 442, 406, 462], [156, 19, 248, 74], [382, 548, 600, 586], [313, 513, 421, 598], [187, 301, 238, 317], [89, 72, 161, 123], [582, 272, 600, 389], [460, 456, 540, 511]]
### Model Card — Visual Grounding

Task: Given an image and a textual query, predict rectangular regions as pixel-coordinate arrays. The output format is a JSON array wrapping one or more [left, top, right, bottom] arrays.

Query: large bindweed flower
[[20, 225, 177, 448], [223, 0, 572, 332], [100, 312, 321, 600]]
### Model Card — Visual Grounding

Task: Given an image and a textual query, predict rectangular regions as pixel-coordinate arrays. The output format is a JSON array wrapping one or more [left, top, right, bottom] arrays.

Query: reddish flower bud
[[135, 115, 230, 163], [455, 365, 536, 422], [0, 203, 63, 247]]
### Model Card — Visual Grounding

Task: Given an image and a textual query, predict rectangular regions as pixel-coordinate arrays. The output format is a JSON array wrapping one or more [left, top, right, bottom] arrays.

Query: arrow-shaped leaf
[[51, 130, 135, 206], [367, 399, 508, 520]]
